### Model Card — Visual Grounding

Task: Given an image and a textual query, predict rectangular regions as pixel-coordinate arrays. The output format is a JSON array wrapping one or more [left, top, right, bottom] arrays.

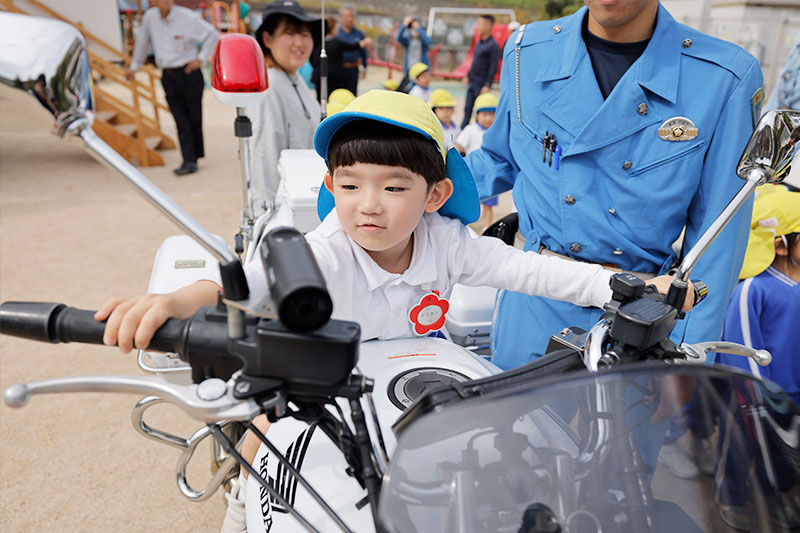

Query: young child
[[455, 91, 498, 227], [94, 91, 691, 531], [713, 184, 800, 530], [430, 88, 460, 150], [407, 62, 432, 102]]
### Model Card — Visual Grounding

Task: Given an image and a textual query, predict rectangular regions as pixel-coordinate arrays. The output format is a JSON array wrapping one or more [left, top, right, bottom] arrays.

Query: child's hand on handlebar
[[94, 280, 220, 353], [645, 276, 695, 312]]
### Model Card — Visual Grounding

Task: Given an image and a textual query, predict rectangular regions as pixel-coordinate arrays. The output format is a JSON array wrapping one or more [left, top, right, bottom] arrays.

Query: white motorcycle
[[2, 13, 799, 533]]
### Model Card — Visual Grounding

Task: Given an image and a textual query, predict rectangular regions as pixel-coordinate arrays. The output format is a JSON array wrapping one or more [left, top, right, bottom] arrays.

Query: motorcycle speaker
[[260, 227, 333, 332]]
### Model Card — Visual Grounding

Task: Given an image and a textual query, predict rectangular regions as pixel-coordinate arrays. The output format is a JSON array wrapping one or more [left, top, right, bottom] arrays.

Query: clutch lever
[[678, 341, 771, 366], [3, 374, 272, 423]]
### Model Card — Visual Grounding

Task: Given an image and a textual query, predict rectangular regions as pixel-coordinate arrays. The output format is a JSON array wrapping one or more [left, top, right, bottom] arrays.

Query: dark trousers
[[460, 82, 482, 129], [340, 67, 359, 95], [161, 67, 204, 165]]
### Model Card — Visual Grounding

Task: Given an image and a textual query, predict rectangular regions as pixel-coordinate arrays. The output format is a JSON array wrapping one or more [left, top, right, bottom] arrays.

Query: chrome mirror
[[737, 110, 800, 185], [0, 12, 94, 136]]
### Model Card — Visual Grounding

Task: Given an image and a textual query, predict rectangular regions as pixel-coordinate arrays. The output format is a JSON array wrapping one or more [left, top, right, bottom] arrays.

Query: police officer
[[467, 0, 764, 369]]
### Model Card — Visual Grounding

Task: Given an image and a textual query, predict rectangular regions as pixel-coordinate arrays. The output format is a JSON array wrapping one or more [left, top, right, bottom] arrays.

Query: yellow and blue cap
[[474, 92, 498, 113], [430, 88, 455, 108], [314, 90, 480, 224], [739, 184, 800, 279], [408, 62, 429, 81], [328, 88, 355, 107]]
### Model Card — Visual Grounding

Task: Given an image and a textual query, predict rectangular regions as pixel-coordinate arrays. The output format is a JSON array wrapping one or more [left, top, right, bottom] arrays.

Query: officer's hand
[[461, 76, 468, 86], [645, 276, 695, 312], [184, 58, 202, 74]]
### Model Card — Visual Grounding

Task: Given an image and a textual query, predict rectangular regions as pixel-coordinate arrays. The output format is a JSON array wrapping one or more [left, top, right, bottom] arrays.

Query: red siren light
[[211, 33, 268, 107]]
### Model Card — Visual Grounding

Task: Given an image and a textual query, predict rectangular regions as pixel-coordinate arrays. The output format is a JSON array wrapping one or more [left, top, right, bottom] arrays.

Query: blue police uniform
[[765, 43, 800, 111], [467, 4, 764, 370]]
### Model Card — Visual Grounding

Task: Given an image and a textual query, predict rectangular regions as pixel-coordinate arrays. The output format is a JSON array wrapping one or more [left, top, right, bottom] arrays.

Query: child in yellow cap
[[714, 184, 800, 529], [454, 91, 498, 156], [718, 183, 800, 395], [407, 61, 432, 101], [430, 88, 460, 149], [454, 91, 499, 227]]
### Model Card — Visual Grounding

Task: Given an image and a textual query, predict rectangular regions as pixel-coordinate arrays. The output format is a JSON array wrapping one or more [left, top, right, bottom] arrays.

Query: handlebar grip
[[692, 280, 708, 306], [0, 301, 183, 353]]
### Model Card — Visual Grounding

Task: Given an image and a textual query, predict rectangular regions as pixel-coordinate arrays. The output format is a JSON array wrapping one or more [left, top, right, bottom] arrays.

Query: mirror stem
[[79, 127, 237, 265], [78, 127, 248, 337], [674, 169, 766, 285]]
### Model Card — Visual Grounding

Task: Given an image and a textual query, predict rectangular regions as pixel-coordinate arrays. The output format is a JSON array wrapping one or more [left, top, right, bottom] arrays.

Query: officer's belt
[[536, 245, 656, 280]]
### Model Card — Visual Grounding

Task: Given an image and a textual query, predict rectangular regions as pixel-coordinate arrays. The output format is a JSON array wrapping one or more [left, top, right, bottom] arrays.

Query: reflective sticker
[[657, 116, 698, 141], [174, 259, 206, 269], [752, 87, 765, 127]]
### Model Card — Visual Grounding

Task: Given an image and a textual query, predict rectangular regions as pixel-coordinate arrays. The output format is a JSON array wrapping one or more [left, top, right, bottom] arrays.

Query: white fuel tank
[[245, 337, 502, 532]]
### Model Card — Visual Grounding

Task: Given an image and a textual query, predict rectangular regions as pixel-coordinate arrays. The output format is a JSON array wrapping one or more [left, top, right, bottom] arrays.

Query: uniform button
[[613, 248, 623, 255], [564, 194, 576, 205], [553, 25, 562, 34], [682, 38, 692, 49], [637, 103, 648, 115], [608, 208, 617, 216], [570, 243, 581, 253], [622, 161, 633, 170]]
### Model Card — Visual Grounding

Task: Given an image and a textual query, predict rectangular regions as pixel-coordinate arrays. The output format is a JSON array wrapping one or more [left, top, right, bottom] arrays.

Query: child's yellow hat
[[314, 90, 480, 224], [739, 184, 800, 279], [382, 78, 400, 91], [429, 88, 455, 108], [408, 62, 429, 80], [325, 100, 345, 116], [328, 88, 355, 106], [474, 92, 498, 113]]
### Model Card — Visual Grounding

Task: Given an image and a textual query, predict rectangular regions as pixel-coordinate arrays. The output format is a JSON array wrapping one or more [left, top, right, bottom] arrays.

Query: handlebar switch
[[609, 273, 646, 303]]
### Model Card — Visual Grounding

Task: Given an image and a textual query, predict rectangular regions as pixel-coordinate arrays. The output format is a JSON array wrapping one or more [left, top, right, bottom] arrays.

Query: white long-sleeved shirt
[[247, 68, 320, 215], [130, 6, 218, 71], [243, 211, 614, 341]]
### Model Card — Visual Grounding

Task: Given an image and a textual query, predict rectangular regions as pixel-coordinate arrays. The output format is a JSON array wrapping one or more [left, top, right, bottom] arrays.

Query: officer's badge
[[658, 117, 698, 141], [751, 87, 765, 127]]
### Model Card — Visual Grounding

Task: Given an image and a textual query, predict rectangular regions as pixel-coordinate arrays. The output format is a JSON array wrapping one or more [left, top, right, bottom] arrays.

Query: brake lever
[[678, 341, 772, 366], [3, 374, 269, 423]]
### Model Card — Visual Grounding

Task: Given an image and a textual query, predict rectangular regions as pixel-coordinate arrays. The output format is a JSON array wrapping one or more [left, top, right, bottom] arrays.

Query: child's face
[[416, 71, 431, 88], [325, 162, 452, 266], [434, 106, 454, 124], [262, 21, 314, 75], [476, 110, 495, 128]]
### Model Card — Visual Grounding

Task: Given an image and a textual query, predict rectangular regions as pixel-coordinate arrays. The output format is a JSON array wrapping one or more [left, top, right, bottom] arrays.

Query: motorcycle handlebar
[[0, 301, 185, 353]]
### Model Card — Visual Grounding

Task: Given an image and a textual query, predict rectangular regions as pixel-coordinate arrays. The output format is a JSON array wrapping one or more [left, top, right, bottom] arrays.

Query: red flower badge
[[408, 290, 449, 336]]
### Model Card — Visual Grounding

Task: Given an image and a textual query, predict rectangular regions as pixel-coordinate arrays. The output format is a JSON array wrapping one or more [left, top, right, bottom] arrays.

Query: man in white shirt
[[126, 0, 218, 175]]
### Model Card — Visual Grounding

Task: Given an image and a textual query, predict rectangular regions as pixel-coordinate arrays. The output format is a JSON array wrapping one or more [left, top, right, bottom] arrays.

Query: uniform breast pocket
[[606, 138, 708, 234], [626, 138, 707, 178]]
